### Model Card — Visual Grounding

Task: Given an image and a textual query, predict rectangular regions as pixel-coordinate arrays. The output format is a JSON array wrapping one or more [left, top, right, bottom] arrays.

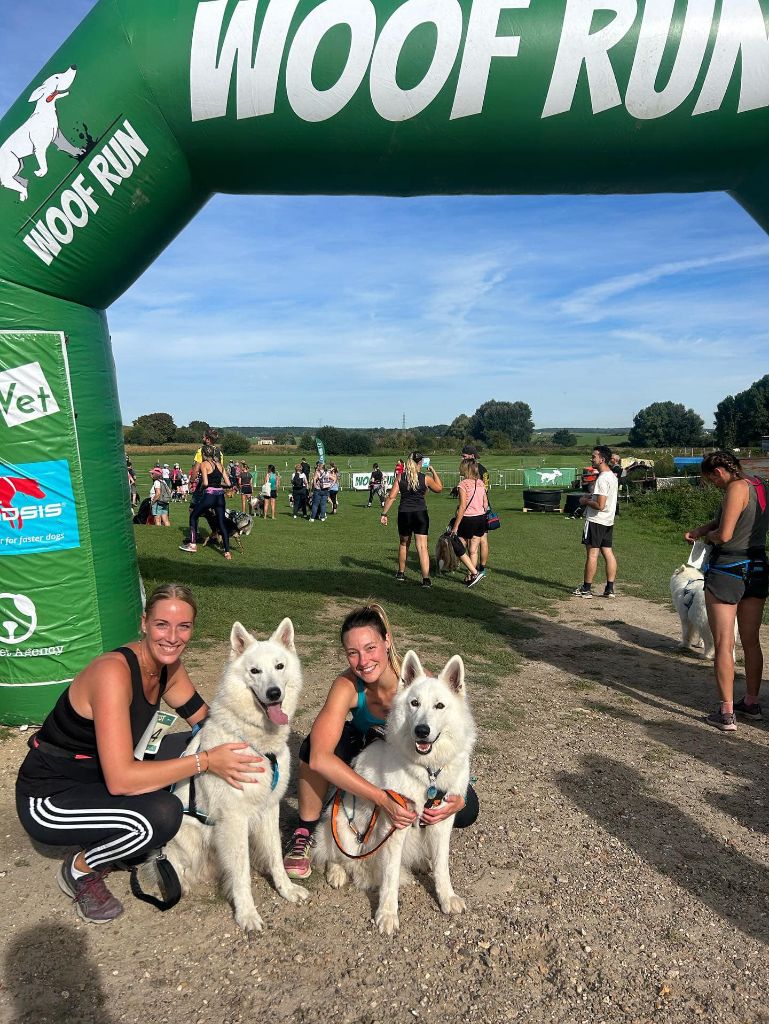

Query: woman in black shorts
[[685, 451, 769, 732], [239, 462, 253, 514], [381, 452, 442, 587], [451, 458, 489, 588], [15, 584, 263, 922]]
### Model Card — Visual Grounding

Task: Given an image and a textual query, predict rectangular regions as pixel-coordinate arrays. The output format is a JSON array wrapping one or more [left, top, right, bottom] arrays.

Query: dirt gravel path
[[2, 593, 769, 1024]]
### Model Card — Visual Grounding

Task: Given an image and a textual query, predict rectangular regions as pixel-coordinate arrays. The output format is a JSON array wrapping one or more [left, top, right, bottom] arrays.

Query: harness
[[681, 578, 698, 611], [183, 750, 280, 826]]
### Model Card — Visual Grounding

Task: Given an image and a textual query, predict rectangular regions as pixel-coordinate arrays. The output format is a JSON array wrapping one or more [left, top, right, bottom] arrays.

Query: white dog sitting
[[313, 650, 475, 936], [670, 543, 737, 660], [0, 66, 84, 201]]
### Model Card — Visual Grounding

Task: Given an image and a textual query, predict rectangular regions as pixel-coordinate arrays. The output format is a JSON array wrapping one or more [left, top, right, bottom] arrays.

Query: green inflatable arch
[[1, 0, 768, 722]]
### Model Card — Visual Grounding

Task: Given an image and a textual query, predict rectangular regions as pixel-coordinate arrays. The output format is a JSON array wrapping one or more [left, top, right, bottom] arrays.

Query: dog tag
[[426, 785, 438, 800]]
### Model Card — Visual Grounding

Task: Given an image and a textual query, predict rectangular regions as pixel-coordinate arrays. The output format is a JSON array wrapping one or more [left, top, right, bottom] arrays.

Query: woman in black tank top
[[685, 451, 769, 732], [15, 584, 263, 923], [381, 452, 443, 587], [180, 457, 233, 557]]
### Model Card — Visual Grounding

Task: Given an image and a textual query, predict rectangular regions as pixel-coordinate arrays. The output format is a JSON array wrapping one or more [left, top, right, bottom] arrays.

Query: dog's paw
[[441, 894, 466, 915], [375, 909, 400, 936], [326, 863, 349, 889], [235, 907, 263, 933], [282, 882, 309, 904]]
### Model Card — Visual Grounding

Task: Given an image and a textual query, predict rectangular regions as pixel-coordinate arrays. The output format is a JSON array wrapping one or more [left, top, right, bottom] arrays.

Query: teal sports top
[[349, 676, 386, 734]]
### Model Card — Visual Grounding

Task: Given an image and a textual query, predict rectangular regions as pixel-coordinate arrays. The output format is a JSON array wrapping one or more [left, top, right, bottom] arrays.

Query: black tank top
[[36, 647, 168, 756], [206, 465, 224, 488], [398, 472, 427, 511]]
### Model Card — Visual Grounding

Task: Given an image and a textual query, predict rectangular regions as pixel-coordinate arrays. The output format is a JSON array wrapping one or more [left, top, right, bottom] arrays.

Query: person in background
[[180, 451, 232, 559], [310, 463, 334, 522], [395, 458, 405, 477], [239, 462, 253, 514], [573, 446, 618, 599], [381, 452, 442, 587], [292, 463, 309, 519], [328, 463, 340, 515], [685, 450, 769, 732], [149, 468, 171, 527], [264, 464, 281, 520], [301, 457, 311, 483], [450, 458, 489, 588], [367, 463, 385, 508], [461, 446, 491, 577]]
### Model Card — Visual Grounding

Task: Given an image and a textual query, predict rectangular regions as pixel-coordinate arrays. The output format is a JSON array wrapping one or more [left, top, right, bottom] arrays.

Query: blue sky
[[2, 1, 768, 432]]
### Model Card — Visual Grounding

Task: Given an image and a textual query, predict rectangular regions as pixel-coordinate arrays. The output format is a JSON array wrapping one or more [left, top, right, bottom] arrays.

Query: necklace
[[139, 641, 160, 679]]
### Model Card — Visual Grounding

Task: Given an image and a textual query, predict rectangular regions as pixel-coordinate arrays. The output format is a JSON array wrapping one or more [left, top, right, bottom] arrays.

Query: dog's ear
[[230, 621, 255, 656], [28, 83, 48, 102], [270, 617, 295, 652], [438, 655, 465, 697], [398, 650, 424, 690]]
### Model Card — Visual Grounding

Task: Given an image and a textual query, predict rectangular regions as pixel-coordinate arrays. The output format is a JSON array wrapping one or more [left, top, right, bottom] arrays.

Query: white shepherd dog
[[313, 650, 476, 936], [166, 618, 308, 932]]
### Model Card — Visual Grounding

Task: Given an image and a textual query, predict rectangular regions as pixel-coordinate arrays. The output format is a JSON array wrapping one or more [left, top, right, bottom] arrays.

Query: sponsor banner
[[315, 437, 326, 465], [353, 472, 395, 491], [0, 459, 80, 555], [523, 467, 577, 488], [0, 332, 100, 720]]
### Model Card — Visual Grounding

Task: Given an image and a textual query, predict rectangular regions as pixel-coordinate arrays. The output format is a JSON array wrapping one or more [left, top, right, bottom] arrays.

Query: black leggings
[[299, 723, 479, 829], [189, 489, 228, 551], [16, 785, 183, 871]]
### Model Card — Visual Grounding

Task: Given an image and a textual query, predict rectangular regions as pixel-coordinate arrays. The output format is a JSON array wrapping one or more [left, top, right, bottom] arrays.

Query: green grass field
[[134, 475, 686, 687]]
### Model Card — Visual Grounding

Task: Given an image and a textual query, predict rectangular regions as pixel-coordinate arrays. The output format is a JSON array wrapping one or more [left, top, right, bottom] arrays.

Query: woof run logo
[[0, 361, 60, 429], [0, 66, 151, 266], [0, 592, 64, 658], [0, 459, 80, 555]]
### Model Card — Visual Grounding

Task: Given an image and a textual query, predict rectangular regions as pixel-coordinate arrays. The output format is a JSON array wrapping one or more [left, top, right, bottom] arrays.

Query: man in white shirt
[[573, 446, 618, 598]]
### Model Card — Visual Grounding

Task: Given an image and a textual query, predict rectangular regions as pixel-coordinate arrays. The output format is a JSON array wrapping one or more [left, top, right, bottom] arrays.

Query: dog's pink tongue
[[266, 703, 288, 725]]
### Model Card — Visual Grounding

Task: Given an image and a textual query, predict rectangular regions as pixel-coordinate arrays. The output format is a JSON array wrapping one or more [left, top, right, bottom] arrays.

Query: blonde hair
[[460, 458, 479, 481], [145, 583, 197, 620], [404, 453, 421, 491], [340, 602, 401, 675]]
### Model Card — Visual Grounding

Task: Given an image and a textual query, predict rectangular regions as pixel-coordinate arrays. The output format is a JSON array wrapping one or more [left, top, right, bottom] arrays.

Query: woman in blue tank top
[[283, 603, 477, 880]]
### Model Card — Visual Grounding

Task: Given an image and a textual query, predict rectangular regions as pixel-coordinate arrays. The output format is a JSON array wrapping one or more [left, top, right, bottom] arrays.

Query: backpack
[[292, 472, 304, 489], [155, 478, 172, 503], [133, 497, 153, 525]]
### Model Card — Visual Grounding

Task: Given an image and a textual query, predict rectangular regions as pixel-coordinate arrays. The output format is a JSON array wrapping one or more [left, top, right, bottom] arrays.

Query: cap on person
[[151, 468, 162, 477]]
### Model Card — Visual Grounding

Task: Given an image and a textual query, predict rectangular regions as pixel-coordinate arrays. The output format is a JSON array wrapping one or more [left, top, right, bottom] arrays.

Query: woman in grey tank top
[[685, 451, 769, 732]]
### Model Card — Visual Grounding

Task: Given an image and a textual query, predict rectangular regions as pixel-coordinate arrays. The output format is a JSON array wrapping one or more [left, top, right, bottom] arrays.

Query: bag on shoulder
[[157, 478, 172, 503], [486, 507, 501, 531]]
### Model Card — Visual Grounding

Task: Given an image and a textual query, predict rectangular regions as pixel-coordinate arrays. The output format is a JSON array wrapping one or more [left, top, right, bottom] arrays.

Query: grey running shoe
[[395, 571, 406, 582], [705, 709, 737, 732], [734, 697, 763, 721], [572, 585, 593, 598], [58, 854, 124, 923], [602, 587, 617, 599], [179, 543, 197, 553], [283, 828, 312, 879]]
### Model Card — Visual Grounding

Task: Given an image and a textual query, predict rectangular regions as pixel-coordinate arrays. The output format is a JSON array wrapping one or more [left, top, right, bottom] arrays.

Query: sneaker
[[476, 567, 487, 578], [179, 543, 197, 553], [58, 854, 124, 923], [283, 828, 312, 879], [734, 697, 763, 721], [421, 577, 432, 588], [395, 571, 406, 582], [705, 709, 737, 732], [293, 515, 297, 519], [572, 585, 593, 598], [366, 503, 372, 508], [321, 516, 327, 522], [465, 573, 482, 588], [602, 587, 617, 599]]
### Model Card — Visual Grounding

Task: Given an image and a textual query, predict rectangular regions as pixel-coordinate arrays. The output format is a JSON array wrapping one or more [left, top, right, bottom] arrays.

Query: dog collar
[[425, 766, 443, 801]]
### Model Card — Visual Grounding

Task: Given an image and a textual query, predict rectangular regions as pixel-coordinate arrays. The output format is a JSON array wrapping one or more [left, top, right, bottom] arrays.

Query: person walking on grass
[[264, 464, 280, 520], [573, 446, 618, 599], [685, 450, 769, 732], [450, 458, 489, 589], [381, 452, 442, 588], [462, 446, 491, 577]]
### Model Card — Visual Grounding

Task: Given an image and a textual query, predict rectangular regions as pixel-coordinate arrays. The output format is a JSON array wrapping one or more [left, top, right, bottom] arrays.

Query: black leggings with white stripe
[[16, 786, 183, 871]]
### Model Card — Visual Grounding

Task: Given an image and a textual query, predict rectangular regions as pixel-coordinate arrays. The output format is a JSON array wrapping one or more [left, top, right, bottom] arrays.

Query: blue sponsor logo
[[0, 459, 80, 556]]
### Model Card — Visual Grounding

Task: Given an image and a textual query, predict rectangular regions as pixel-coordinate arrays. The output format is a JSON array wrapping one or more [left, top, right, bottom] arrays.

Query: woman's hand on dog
[[207, 742, 266, 789], [420, 793, 465, 825], [379, 792, 417, 829]]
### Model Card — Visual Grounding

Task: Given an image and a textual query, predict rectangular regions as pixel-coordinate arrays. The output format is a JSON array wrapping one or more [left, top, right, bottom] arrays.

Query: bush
[[626, 483, 721, 531]]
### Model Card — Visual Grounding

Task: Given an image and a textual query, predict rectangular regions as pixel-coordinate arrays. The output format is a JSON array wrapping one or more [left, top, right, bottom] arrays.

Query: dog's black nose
[[414, 723, 431, 739], [266, 686, 282, 702]]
